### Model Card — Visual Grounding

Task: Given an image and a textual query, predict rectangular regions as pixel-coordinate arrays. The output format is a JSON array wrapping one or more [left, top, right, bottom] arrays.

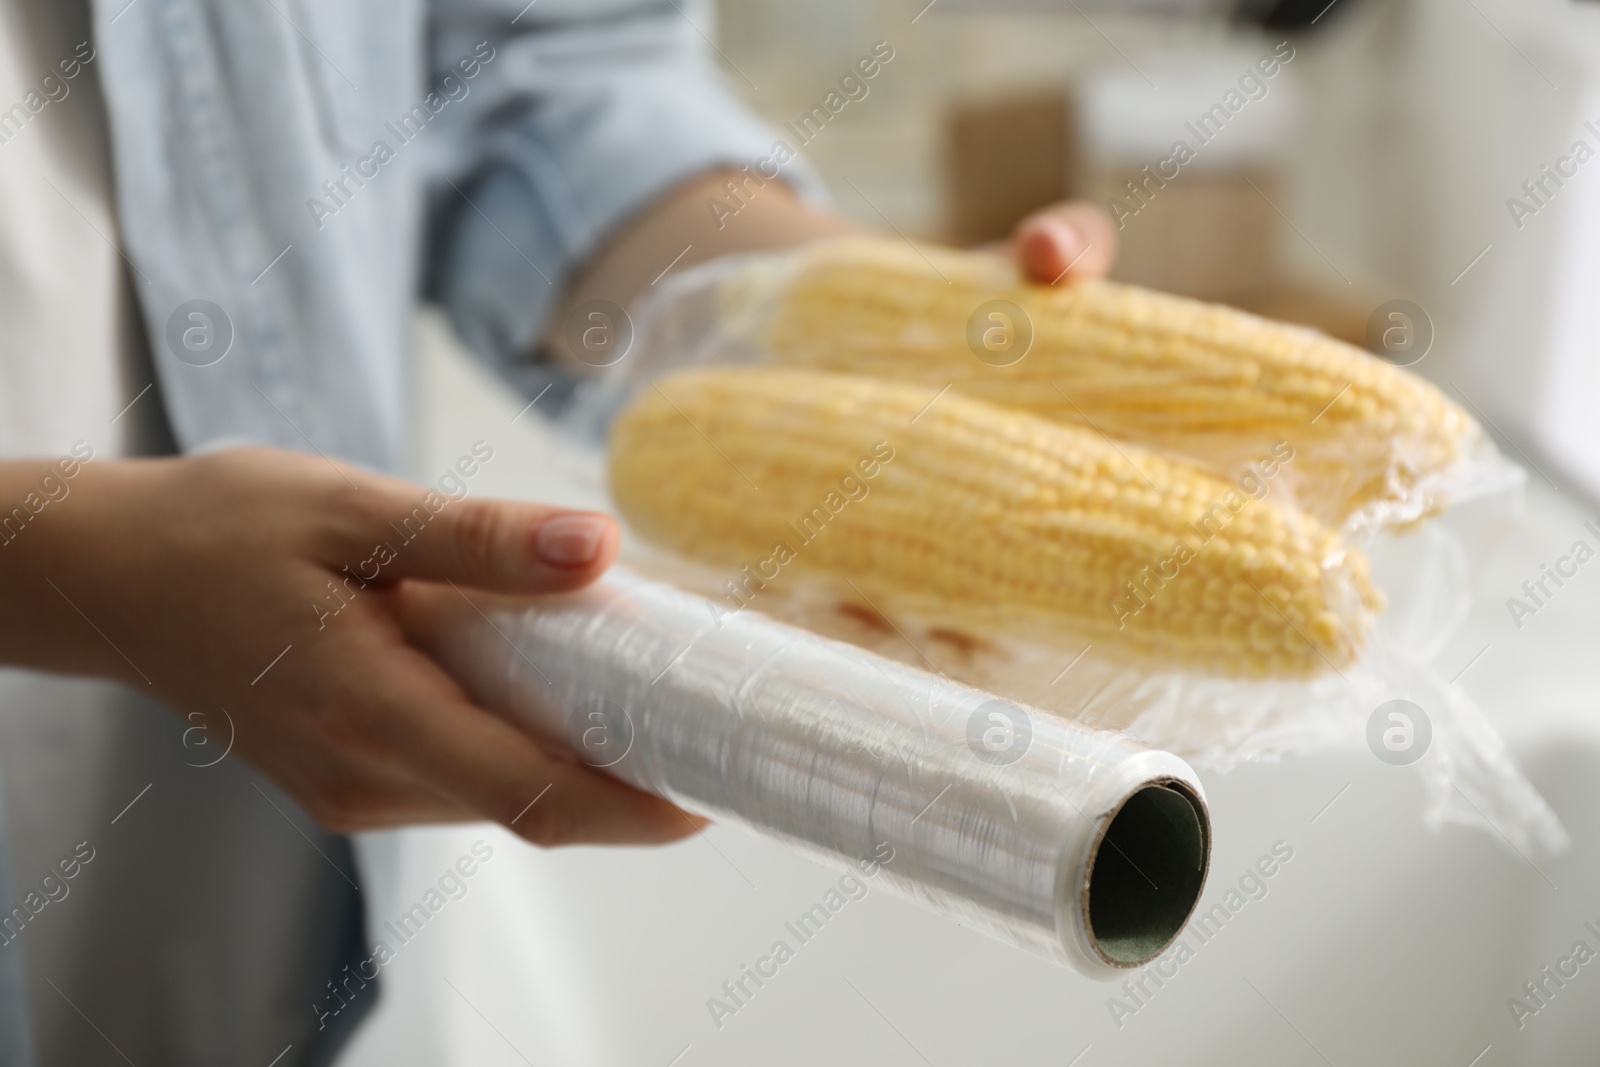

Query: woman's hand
[[0, 447, 700, 847]]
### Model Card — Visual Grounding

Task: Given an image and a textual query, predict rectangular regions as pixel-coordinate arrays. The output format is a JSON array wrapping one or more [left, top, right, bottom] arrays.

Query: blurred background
[[711, 0, 1600, 498], [341, 1, 1600, 1063]]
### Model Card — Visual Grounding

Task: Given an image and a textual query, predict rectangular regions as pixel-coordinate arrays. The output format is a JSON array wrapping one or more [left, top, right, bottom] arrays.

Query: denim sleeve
[[423, 0, 821, 370]]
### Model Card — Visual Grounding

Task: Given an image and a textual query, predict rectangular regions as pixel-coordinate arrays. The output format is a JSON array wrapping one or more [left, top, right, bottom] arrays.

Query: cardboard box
[[944, 82, 1369, 347], [945, 88, 1290, 300], [945, 91, 1075, 246], [1082, 165, 1282, 302]]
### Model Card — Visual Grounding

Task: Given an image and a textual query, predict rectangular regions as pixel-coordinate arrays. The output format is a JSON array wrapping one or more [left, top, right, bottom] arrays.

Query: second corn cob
[[743, 237, 1475, 530], [608, 366, 1383, 677]]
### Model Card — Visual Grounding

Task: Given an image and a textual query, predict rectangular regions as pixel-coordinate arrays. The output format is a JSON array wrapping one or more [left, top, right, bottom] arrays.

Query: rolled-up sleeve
[[424, 0, 819, 367]]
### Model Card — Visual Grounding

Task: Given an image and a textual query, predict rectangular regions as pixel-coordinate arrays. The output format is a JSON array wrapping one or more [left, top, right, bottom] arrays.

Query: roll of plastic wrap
[[431, 569, 1211, 976]]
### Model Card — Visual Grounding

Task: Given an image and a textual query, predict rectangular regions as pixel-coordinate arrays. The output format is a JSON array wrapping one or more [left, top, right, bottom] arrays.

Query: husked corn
[[608, 367, 1383, 677], [749, 237, 1476, 528]]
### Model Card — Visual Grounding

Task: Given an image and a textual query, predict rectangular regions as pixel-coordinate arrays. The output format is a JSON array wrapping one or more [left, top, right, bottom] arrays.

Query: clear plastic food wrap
[[552, 237, 1560, 856], [425, 571, 1212, 976]]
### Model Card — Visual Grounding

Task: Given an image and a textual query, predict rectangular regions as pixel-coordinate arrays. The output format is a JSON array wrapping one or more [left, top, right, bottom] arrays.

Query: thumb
[[1013, 200, 1117, 284], [359, 487, 620, 594]]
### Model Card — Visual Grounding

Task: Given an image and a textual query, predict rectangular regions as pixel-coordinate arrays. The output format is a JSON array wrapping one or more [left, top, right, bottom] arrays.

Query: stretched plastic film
[[426, 570, 1211, 976]]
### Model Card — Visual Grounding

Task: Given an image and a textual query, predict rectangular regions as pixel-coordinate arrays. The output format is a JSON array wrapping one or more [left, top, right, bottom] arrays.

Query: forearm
[[0, 452, 149, 682], [542, 167, 860, 363]]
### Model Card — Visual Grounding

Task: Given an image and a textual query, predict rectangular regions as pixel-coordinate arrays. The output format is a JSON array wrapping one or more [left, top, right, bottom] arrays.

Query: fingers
[[401, 684, 702, 848], [364, 631, 701, 847], [306, 491, 693, 846], [276, 749, 484, 833], [1013, 200, 1118, 284], [352, 485, 620, 595]]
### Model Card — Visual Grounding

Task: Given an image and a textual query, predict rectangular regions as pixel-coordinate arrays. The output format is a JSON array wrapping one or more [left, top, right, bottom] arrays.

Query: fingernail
[[534, 514, 608, 568], [1044, 217, 1083, 259]]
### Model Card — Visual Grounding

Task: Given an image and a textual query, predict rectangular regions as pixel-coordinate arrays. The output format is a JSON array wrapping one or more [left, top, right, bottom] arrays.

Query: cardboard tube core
[[1085, 780, 1211, 966]]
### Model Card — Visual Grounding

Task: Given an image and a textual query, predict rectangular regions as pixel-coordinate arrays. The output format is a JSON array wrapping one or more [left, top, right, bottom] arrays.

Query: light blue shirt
[[93, 0, 802, 472], [2, 3, 807, 1063]]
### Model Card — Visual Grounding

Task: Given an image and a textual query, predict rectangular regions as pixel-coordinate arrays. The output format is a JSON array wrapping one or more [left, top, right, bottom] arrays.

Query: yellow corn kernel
[[748, 237, 1477, 529], [608, 367, 1383, 677]]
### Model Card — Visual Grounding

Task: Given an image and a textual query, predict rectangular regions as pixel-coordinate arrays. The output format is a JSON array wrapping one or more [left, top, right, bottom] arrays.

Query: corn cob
[[608, 367, 1383, 677], [746, 237, 1475, 530]]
